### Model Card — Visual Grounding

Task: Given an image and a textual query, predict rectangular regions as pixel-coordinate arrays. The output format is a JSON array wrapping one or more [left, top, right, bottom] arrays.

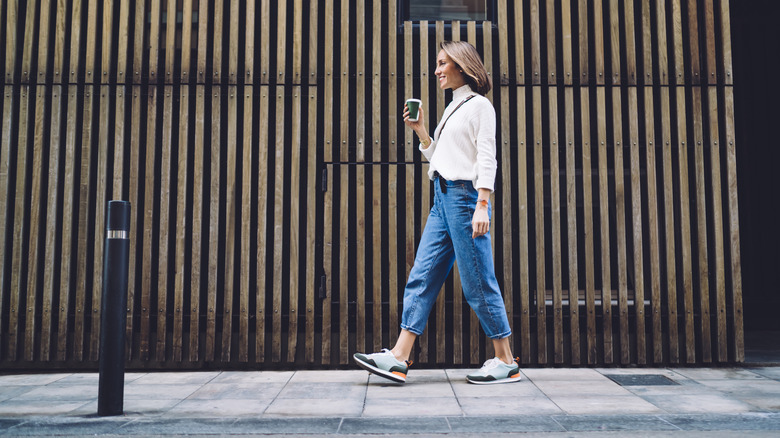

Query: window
[[403, 0, 493, 22]]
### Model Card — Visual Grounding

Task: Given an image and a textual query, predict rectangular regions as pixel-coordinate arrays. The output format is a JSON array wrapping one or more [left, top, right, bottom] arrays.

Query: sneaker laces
[[478, 357, 504, 372]]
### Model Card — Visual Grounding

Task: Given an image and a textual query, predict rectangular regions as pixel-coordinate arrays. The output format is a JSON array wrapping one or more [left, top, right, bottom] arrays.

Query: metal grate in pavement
[[604, 374, 680, 386]]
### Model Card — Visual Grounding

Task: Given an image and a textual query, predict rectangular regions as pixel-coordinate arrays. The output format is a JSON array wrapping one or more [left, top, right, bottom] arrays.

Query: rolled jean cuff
[[399, 324, 424, 336], [488, 329, 512, 340]]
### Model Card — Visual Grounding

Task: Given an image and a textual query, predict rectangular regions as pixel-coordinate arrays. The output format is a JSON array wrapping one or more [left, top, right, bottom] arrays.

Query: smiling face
[[434, 50, 467, 90]]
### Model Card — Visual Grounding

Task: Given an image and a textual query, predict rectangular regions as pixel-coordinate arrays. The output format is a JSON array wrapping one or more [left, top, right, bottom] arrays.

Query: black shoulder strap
[[434, 94, 476, 141]]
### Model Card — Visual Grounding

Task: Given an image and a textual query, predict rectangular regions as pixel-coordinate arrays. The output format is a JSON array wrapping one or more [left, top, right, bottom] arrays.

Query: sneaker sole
[[466, 375, 522, 385], [353, 354, 406, 383]]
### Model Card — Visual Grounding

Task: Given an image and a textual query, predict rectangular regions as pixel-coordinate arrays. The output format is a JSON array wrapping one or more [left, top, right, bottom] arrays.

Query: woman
[[354, 41, 519, 385]]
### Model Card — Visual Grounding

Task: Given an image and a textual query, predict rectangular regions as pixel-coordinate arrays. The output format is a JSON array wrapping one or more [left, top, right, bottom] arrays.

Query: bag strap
[[434, 94, 476, 141]]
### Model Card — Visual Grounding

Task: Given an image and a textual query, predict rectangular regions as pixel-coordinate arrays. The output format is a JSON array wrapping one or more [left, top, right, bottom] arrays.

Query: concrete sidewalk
[[0, 366, 779, 436]]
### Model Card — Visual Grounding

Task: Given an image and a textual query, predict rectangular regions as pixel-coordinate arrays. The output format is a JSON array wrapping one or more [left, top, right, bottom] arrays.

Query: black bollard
[[98, 201, 131, 416]]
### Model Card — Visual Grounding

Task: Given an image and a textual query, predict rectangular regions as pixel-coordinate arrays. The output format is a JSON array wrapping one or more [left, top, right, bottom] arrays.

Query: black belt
[[433, 171, 447, 193]]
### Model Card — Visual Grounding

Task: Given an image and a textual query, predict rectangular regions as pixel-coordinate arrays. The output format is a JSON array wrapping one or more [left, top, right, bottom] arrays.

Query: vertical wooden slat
[[548, 87, 563, 364], [228, 0, 239, 84], [482, 18, 495, 363], [387, 0, 399, 345], [256, 88, 269, 362], [627, 87, 646, 365], [4, 0, 18, 83], [133, 0, 146, 84], [240, 86, 253, 363], [0, 88, 14, 359], [321, 0, 334, 365], [564, 86, 579, 364], [515, 87, 530, 365], [593, 0, 605, 84], [660, 87, 679, 363], [101, 0, 114, 84], [308, 0, 318, 85], [7, 86, 29, 360], [139, 86, 154, 360], [355, 0, 366, 357], [288, 87, 302, 362], [451, 21, 463, 365], [196, 0, 208, 84], [20, 0, 38, 84], [608, 0, 620, 85], [707, 87, 726, 362], [157, 85, 174, 360], [580, 87, 597, 364], [675, 86, 695, 363], [499, 95, 514, 364], [624, 0, 637, 85], [338, 0, 350, 365], [546, 0, 557, 85], [212, 0, 223, 83], [671, 0, 685, 85], [277, 0, 288, 83], [723, 87, 743, 361], [498, 0, 509, 84], [641, 0, 663, 364], [273, 87, 285, 362], [0, 85, 13, 356], [149, 0, 162, 83], [180, 0, 193, 82], [515, 0, 525, 84], [292, 0, 303, 83], [68, 0, 84, 84], [703, 0, 716, 85], [561, 0, 572, 85], [532, 86, 545, 364], [656, 0, 670, 85], [596, 86, 612, 364], [205, 87, 220, 362], [245, 0, 255, 83], [260, 0, 270, 84], [305, 87, 317, 362], [371, 4, 384, 353], [116, 0, 131, 84], [24, 88, 46, 361], [719, 0, 733, 85], [403, 22, 414, 355], [644, 89, 663, 364], [530, 0, 540, 84], [40, 85, 58, 361], [611, 88, 629, 365], [74, 86, 94, 361], [52, 0, 67, 83], [36, 0, 52, 84], [222, 88, 237, 362], [578, 0, 588, 83], [190, 85, 204, 362], [164, 0, 176, 83], [691, 86, 711, 362], [173, 85, 190, 362]]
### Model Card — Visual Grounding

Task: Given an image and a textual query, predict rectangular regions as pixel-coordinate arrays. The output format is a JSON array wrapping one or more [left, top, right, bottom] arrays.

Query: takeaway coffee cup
[[406, 98, 422, 122]]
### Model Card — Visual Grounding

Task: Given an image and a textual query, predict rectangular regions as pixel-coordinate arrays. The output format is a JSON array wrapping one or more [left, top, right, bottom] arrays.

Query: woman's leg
[[492, 336, 514, 364], [390, 329, 417, 362]]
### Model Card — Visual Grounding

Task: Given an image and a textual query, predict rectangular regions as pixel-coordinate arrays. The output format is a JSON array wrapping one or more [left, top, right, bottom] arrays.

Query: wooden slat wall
[[0, 0, 744, 368]]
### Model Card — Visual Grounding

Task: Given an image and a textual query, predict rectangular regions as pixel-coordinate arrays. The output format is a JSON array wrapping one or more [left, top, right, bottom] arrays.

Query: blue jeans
[[400, 176, 512, 339]]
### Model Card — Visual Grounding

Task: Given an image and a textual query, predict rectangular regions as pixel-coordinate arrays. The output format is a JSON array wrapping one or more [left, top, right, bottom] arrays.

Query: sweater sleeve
[[419, 139, 436, 160], [471, 101, 498, 191]]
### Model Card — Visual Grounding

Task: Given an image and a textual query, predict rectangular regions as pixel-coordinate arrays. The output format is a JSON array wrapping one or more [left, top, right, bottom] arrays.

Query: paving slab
[[122, 384, 202, 400], [12, 385, 96, 402], [448, 380, 543, 398], [749, 367, 780, 380], [288, 370, 368, 383], [0, 374, 73, 386], [362, 396, 463, 417], [366, 379, 454, 398], [671, 368, 765, 380], [132, 372, 220, 385], [457, 395, 563, 415], [276, 382, 366, 400], [264, 397, 364, 417], [115, 418, 237, 435], [210, 371, 294, 384], [164, 398, 272, 418], [54, 373, 145, 385], [532, 379, 633, 396], [71, 399, 182, 417], [0, 400, 91, 417], [185, 382, 285, 400], [448, 415, 565, 433], [231, 417, 342, 434], [692, 378, 780, 395], [522, 368, 607, 381], [0, 417, 129, 436], [339, 416, 451, 434], [548, 395, 663, 414], [661, 413, 780, 431], [641, 393, 759, 413], [552, 414, 679, 432], [0, 386, 33, 403]]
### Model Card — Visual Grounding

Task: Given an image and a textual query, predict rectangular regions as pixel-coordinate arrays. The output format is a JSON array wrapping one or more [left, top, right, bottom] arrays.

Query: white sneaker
[[466, 357, 522, 384]]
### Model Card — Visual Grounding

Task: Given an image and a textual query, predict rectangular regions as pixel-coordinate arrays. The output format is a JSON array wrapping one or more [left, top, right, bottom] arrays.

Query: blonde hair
[[440, 40, 492, 95]]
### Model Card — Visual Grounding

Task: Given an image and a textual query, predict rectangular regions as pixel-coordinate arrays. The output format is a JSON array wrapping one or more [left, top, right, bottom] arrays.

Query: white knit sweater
[[419, 84, 497, 191]]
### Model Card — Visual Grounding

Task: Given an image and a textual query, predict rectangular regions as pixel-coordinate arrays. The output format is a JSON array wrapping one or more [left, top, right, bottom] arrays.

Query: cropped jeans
[[400, 175, 512, 339]]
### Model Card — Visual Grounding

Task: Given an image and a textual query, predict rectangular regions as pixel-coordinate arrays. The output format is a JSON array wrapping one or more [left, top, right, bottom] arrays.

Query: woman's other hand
[[472, 202, 490, 239]]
